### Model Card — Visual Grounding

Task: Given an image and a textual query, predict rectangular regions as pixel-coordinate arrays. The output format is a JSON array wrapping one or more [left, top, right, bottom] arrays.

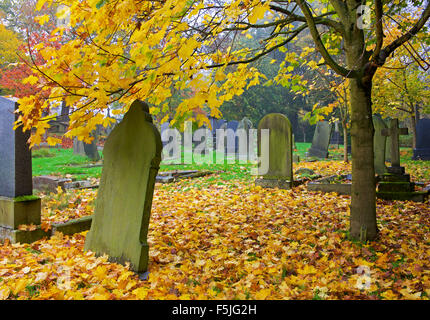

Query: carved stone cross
[[381, 119, 408, 167]]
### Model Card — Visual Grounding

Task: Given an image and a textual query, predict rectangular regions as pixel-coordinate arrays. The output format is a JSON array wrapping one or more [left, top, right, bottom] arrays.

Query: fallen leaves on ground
[[1, 160, 429, 300]]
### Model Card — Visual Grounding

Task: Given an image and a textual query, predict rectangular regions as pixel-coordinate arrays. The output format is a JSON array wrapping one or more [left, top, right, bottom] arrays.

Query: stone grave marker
[[307, 121, 332, 158], [255, 113, 293, 189], [0, 96, 43, 243], [73, 136, 101, 161], [84, 100, 162, 272], [373, 114, 388, 175], [225, 120, 239, 155], [412, 118, 430, 160], [377, 119, 428, 202]]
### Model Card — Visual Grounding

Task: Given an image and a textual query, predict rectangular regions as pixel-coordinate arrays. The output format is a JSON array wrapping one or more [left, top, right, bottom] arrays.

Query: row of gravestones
[[160, 116, 254, 156], [2, 96, 430, 274]]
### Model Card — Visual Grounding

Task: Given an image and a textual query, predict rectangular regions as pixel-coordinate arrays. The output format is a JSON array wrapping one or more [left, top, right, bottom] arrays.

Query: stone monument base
[[255, 178, 292, 189], [376, 166, 429, 202], [0, 196, 41, 229]]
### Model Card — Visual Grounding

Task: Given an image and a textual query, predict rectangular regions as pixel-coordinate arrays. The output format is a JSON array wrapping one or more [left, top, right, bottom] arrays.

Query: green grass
[[31, 144, 428, 183], [32, 148, 102, 180]]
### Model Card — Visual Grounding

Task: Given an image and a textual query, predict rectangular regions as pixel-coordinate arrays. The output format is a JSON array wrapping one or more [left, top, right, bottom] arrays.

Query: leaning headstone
[[307, 121, 332, 158], [84, 100, 162, 273], [255, 113, 293, 189], [373, 114, 388, 175], [0, 96, 42, 243], [412, 118, 430, 160]]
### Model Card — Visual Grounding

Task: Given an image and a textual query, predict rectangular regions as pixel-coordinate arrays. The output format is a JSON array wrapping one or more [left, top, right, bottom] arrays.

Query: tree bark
[[349, 78, 378, 241]]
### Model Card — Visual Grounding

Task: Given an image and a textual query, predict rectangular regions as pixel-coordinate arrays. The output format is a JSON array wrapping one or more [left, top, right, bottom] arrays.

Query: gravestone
[[73, 136, 101, 161], [209, 117, 226, 149], [0, 97, 33, 198], [225, 120, 239, 155], [412, 119, 430, 160], [255, 113, 293, 189], [84, 100, 162, 272], [373, 114, 388, 175], [160, 122, 170, 147], [376, 119, 428, 202], [307, 121, 332, 158], [0, 96, 42, 243], [330, 122, 342, 146]]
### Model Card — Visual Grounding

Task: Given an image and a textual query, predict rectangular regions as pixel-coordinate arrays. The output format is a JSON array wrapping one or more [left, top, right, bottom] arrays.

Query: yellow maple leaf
[[132, 287, 148, 299], [254, 288, 271, 300]]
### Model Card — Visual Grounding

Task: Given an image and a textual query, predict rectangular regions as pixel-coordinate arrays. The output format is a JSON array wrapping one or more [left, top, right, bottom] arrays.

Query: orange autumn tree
[[21, 0, 430, 241]]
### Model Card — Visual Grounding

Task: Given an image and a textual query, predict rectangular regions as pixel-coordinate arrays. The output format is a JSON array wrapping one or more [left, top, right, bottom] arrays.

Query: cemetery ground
[[1, 145, 429, 300]]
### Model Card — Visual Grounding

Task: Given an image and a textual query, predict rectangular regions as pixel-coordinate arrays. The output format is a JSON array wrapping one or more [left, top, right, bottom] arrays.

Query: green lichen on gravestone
[[84, 100, 162, 272]]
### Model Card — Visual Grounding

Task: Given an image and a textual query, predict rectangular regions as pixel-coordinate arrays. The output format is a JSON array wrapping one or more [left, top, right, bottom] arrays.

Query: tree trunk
[[342, 122, 349, 163], [349, 78, 378, 241]]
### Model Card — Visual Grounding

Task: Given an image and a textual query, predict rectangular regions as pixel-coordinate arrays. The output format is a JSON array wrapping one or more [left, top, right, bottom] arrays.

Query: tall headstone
[[0, 97, 42, 243], [307, 121, 332, 158], [84, 100, 162, 273], [412, 119, 430, 160], [373, 114, 388, 175], [0, 97, 33, 197], [255, 113, 293, 189]]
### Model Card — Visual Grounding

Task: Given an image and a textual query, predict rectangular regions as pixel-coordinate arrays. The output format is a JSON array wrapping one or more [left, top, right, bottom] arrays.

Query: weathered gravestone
[[307, 121, 332, 158], [255, 113, 293, 189], [0, 97, 42, 243], [412, 118, 430, 160], [84, 100, 162, 272], [373, 114, 388, 176], [73, 135, 101, 161], [377, 119, 428, 202]]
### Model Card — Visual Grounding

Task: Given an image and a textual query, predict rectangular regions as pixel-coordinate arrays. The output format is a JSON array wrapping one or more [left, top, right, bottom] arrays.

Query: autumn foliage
[[0, 160, 429, 300]]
